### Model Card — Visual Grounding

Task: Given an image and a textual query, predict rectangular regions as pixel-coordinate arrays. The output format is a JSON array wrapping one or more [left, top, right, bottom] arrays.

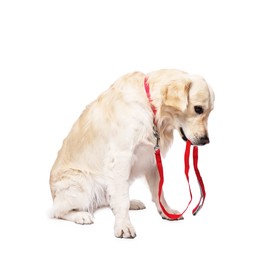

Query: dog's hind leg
[[51, 193, 94, 225], [50, 169, 105, 225]]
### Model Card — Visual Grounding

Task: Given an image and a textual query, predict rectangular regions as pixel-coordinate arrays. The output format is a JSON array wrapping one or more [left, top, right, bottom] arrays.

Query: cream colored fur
[[49, 69, 215, 238]]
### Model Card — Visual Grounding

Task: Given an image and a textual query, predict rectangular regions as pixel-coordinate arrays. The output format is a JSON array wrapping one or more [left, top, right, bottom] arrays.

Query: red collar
[[144, 77, 157, 119]]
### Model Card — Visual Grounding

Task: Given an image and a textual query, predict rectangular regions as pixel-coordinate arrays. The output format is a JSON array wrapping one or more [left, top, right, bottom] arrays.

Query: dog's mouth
[[180, 127, 188, 142], [179, 127, 210, 146]]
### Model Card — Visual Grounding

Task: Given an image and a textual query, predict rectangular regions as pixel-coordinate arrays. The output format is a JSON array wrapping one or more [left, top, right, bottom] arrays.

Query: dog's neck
[[144, 77, 175, 156]]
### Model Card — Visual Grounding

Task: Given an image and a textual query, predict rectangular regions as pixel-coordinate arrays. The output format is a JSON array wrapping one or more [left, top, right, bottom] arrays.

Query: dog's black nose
[[199, 136, 210, 145]]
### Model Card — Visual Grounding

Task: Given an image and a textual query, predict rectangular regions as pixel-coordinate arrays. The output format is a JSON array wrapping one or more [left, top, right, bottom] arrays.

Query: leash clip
[[153, 125, 160, 150]]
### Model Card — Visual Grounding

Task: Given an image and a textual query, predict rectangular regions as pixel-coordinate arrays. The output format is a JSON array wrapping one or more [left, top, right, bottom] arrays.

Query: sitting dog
[[49, 69, 215, 238]]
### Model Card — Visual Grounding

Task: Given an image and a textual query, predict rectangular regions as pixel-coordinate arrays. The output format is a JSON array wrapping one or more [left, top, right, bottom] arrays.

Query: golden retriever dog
[[49, 69, 215, 238]]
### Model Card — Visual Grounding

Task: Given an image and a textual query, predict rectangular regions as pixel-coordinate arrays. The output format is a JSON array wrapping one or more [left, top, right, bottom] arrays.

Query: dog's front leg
[[106, 151, 136, 238], [108, 180, 136, 238]]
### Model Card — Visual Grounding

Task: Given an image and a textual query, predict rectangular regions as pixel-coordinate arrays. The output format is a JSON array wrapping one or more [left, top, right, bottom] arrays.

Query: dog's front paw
[[114, 221, 136, 239], [159, 208, 184, 221]]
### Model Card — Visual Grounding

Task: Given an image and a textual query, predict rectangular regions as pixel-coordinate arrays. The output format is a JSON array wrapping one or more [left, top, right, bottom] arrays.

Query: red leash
[[192, 145, 206, 215], [144, 77, 206, 220]]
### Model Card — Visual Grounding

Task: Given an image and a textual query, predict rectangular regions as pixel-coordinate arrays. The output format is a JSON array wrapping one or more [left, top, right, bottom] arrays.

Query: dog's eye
[[194, 106, 204, 114]]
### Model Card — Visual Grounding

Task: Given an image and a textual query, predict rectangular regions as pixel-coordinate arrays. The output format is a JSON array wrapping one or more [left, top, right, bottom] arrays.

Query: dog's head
[[161, 75, 215, 146]]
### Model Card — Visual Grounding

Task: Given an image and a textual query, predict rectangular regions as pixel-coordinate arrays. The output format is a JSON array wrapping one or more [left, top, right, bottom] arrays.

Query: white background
[[1, 0, 259, 259]]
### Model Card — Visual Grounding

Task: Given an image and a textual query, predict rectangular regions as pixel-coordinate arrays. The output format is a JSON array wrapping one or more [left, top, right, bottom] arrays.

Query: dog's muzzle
[[179, 127, 210, 145], [198, 136, 210, 145]]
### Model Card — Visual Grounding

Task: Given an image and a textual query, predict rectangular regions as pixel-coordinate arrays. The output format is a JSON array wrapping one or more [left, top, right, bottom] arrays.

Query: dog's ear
[[162, 79, 191, 112]]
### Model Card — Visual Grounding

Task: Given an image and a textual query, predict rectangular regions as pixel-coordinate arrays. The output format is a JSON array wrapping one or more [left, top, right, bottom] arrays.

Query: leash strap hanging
[[192, 145, 206, 215], [156, 141, 193, 220], [156, 140, 206, 220]]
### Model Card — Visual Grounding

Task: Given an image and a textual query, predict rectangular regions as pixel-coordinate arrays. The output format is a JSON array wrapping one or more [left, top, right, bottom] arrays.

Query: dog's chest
[[130, 142, 156, 179]]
